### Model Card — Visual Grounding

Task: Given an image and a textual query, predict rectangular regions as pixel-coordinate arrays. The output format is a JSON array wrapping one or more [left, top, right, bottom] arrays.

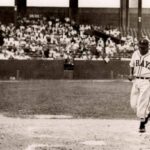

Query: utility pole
[[14, 0, 17, 27], [69, 0, 78, 22], [120, 0, 129, 36], [138, 0, 142, 40], [126, 0, 129, 31]]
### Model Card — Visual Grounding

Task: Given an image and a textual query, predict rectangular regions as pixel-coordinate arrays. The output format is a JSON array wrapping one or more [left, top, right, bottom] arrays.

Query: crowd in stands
[[0, 16, 142, 61]]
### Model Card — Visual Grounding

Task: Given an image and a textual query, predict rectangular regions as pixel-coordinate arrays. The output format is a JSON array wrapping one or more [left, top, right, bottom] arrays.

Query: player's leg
[[136, 80, 150, 119], [136, 80, 150, 132], [130, 81, 139, 113]]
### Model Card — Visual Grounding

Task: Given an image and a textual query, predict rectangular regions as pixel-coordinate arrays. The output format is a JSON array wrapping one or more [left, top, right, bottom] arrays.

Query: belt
[[135, 77, 150, 80]]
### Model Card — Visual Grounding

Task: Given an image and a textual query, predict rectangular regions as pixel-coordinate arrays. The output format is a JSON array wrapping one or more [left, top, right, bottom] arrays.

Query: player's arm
[[128, 67, 134, 81], [128, 52, 135, 81]]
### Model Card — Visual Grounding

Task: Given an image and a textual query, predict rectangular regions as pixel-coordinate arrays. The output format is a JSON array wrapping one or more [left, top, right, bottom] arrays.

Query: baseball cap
[[139, 39, 149, 47]]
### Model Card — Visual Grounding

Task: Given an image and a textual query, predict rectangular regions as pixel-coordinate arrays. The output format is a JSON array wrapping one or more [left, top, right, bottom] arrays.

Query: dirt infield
[[0, 80, 149, 149], [0, 114, 150, 150]]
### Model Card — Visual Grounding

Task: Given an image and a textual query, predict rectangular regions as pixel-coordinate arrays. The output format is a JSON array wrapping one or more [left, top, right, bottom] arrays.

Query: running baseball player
[[128, 39, 150, 133]]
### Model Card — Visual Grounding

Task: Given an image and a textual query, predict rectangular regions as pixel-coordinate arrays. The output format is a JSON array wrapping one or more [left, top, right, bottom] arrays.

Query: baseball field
[[0, 80, 150, 150]]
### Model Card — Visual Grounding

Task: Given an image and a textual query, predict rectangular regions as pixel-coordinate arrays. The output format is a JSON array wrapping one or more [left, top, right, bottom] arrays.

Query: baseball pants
[[130, 79, 150, 119]]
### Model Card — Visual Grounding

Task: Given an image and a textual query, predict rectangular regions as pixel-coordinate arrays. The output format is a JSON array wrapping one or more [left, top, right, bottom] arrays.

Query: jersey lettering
[[135, 60, 150, 70]]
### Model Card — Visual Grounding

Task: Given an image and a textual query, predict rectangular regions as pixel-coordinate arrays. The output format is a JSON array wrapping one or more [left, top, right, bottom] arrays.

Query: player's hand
[[128, 75, 134, 81]]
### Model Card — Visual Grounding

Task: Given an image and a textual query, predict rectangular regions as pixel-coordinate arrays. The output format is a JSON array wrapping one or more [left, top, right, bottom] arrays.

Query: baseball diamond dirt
[[0, 80, 150, 150], [0, 114, 150, 150]]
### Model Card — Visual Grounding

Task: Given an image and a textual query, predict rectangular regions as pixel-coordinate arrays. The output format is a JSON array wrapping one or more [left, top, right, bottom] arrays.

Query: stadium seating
[[0, 16, 142, 61]]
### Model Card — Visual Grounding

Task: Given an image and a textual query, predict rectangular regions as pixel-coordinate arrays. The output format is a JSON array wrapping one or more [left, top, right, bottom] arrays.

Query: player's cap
[[139, 39, 149, 47]]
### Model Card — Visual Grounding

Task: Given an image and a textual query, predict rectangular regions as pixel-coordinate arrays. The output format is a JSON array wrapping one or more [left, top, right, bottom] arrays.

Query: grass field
[[0, 80, 134, 119]]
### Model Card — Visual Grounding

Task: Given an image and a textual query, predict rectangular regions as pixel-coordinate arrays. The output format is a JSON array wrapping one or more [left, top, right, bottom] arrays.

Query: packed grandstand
[[0, 16, 147, 61]]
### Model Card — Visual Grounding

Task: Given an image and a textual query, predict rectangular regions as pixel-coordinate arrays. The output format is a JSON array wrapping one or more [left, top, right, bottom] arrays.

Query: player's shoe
[[139, 121, 146, 133], [139, 113, 150, 133]]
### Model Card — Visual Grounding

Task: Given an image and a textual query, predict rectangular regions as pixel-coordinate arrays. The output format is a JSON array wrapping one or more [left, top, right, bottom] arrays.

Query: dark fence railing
[[0, 60, 130, 80], [0, 60, 64, 79], [73, 60, 130, 79]]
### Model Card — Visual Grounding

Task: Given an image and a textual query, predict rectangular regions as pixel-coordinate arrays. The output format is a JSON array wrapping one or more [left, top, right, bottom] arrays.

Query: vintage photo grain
[[0, 0, 150, 150]]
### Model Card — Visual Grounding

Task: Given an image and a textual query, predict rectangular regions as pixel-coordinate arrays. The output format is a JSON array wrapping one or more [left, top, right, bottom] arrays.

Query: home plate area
[[22, 118, 150, 150], [25, 141, 106, 150], [25, 144, 67, 150]]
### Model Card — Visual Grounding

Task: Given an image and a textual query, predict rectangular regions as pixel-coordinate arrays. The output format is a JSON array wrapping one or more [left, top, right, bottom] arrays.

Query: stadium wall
[[78, 8, 120, 26], [0, 7, 121, 26], [0, 60, 130, 80], [73, 60, 130, 79], [1, 6, 150, 28], [0, 60, 64, 79], [129, 8, 150, 28], [26, 7, 120, 26], [26, 7, 69, 20], [0, 7, 14, 24]]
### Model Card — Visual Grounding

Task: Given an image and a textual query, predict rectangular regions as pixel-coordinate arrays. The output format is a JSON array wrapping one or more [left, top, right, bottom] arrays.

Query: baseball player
[[128, 39, 150, 133]]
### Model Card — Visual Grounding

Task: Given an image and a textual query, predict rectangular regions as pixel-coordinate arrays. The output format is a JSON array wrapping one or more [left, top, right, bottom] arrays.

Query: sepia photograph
[[0, 0, 150, 149]]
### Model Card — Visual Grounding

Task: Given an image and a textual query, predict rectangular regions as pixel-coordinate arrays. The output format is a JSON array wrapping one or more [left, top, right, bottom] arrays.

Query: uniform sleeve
[[129, 52, 136, 68]]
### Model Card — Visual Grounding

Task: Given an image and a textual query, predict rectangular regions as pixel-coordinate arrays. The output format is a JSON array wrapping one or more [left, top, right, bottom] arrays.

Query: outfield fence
[[0, 60, 64, 79], [0, 60, 130, 79], [73, 60, 130, 79]]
